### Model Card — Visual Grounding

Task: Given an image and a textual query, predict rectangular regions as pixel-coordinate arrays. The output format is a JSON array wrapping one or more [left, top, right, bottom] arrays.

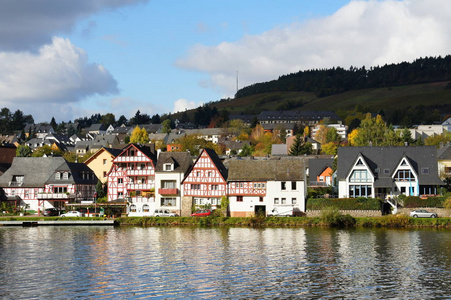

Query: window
[[53, 187, 68, 193], [211, 185, 219, 190], [260, 197, 263, 202], [143, 204, 150, 212], [421, 168, 429, 174], [130, 204, 136, 212], [395, 170, 414, 181], [63, 172, 69, 180], [55, 172, 61, 180], [103, 171, 107, 177], [103, 159, 107, 165], [191, 184, 200, 190], [349, 170, 371, 182], [291, 182, 297, 190], [118, 178, 123, 184], [164, 163, 173, 171], [237, 196, 243, 202], [196, 171, 201, 177], [356, 158, 363, 165], [161, 198, 176, 206], [349, 185, 372, 198], [208, 171, 212, 177], [281, 198, 286, 204], [274, 198, 279, 204], [240, 183, 243, 188], [118, 192, 123, 197], [319, 176, 324, 182], [384, 169, 390, 174], [292, 198, 297, 204], [445, 167, 451, 174], [281, 182, 286, 190], [25, 190, 29, 197], [162, 180, 176, 189], [262, 183, 266, 189]]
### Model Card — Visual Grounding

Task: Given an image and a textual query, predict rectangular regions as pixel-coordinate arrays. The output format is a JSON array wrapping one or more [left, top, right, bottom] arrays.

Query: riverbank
[[2, 214, 451, 228]]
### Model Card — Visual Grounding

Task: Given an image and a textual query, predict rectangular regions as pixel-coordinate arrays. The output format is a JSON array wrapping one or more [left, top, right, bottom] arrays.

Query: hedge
[[402, 196, 445, 208], [307, 197, 382, 210]]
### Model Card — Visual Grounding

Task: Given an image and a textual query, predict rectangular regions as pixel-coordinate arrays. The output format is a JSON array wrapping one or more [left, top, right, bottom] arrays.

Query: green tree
[[32, 145, 53, 157], [289, 135, 313, 156], [16, 145, 32, 157], [101, 113, 116, 126], [351, 114, 401, 146], [178, 134, 218, 156], [162, 119, 172, 134], [50, 117, 57, 130]]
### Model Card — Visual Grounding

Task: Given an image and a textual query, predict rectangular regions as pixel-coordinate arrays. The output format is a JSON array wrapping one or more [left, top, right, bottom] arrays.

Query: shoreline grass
[[3, 215, 451, 228]]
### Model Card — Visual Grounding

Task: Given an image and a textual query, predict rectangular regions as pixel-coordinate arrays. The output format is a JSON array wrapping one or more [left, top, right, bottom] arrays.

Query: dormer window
[[55, 172, 61, 180], [63, 172, 69, 180], [164, 163, 174, 171]]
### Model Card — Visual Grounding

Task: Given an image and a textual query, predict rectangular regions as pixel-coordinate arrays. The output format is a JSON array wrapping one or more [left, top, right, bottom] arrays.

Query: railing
[[114, 157, 150, 162], [127, 183, 154, 190], [308, 181, 330, 187], [126, 169, 153, 176], [37, 193, 76, 199]]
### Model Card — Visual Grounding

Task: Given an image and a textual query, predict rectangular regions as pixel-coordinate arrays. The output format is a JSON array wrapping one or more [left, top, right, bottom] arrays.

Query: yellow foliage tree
[[130, 126, 150, 144]]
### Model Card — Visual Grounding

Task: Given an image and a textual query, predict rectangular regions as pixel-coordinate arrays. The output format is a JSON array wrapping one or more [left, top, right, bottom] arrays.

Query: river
[[0, 226, 450, 299]]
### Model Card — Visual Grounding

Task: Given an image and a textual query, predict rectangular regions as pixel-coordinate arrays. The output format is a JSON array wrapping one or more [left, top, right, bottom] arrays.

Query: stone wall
[[398, 208, 450, 218], [306, 210, 382, 218]]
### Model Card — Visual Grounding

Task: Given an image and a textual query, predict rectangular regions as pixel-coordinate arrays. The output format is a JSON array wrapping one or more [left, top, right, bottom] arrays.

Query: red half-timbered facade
[[107, 144, 157, 214], [182, 148, 227, 208]]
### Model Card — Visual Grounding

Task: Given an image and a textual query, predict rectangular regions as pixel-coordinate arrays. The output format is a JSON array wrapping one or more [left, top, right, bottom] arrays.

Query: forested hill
[[235, 56, 451, 98]]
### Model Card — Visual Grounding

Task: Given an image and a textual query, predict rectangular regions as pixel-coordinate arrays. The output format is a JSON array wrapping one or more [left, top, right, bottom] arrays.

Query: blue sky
[[1, 0, 450, 123]]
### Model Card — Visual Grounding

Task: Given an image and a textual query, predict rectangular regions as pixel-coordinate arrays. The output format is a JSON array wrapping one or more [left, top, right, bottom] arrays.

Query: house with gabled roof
[[155, 152, 193, 216], [86, 123, 107, 135], [308, 157, 335, 187], [0, 157, 97, 213], [337, 146, 443, 199], [182, 148, 227, 211], [437, 144, 451, 179], [107, 144, 157, 215], [226, 157, 307, 217], [85, 147, 123, 184]]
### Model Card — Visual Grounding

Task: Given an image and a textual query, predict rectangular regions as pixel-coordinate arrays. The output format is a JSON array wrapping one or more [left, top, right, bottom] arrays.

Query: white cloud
[[177, 0, 451, 97], [173, 98, 203, 113], [0, 37, 118, 105]]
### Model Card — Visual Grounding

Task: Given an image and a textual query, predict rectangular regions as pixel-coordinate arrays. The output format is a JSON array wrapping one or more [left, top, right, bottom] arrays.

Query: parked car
[[409, 209, 437, 218], [154, 209, 178, 217], [60, 211, 83, 217], [43, 208, 60, 216], [191, 210, 212, 217]]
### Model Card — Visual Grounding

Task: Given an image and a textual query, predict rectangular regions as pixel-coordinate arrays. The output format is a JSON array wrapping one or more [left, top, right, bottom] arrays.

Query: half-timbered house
[[0, 157, 97, 213], [107, 144, 157, 216], [226, 157, 307, 217], [182, 148, 227, 210]]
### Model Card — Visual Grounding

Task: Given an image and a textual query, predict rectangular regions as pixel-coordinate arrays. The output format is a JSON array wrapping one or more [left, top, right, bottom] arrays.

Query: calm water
[[0, 226, 451, 299]]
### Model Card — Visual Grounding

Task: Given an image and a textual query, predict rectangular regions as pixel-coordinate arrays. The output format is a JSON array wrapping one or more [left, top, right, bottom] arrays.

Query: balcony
[[127, 183, 154, 190], [126, 169, 153, 176], [158, 188, 179, 195], [37, 193, 76, 200]]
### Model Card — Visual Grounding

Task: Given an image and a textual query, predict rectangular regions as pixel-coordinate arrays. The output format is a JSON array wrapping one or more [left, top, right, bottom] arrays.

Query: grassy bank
[[115, 215, 451, 228], [3, 215, 451, 228]]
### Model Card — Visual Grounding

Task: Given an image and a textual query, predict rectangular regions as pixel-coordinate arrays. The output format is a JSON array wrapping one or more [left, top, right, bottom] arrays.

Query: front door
[[255, 205, 266, 216]]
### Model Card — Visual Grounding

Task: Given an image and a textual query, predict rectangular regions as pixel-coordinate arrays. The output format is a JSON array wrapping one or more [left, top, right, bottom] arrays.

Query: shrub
[[307, 197, 381, 210], [320, 207, 356, 227], [403, 196, 445, 208]]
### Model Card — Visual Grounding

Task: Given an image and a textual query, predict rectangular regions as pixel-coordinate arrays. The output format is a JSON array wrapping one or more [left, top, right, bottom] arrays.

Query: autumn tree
[[16, 145, 32, 157], [178, 134, 218, 156], [130, 126, 149, 144], [162, 119, 172, 134], [348, 114, 401, 146]]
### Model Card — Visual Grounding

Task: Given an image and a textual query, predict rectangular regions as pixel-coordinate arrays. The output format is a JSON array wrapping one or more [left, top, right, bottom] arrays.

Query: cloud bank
[[177, 0, 451, 97]]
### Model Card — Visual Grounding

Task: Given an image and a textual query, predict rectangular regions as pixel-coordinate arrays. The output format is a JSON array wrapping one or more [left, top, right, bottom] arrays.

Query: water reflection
[[0, 226, 451, 299]]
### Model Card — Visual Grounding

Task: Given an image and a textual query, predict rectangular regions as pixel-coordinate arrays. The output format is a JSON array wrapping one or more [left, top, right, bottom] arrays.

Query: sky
[[1, 0, 451, 123]]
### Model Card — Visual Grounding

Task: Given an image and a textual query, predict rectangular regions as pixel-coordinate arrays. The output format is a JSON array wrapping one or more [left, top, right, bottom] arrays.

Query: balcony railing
[[37, 193, 76, 200], [127, 183, 154, 190], [126, 169, 154, 176], [158, 188, 179, 195]]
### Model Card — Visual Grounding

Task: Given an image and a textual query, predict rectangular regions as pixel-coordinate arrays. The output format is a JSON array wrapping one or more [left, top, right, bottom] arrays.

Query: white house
[[226, 157, 307, 217], [337, 146, 443, 199]]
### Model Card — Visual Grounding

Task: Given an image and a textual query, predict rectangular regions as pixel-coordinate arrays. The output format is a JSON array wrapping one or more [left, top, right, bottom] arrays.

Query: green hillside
[[209, 81, 451, 123]]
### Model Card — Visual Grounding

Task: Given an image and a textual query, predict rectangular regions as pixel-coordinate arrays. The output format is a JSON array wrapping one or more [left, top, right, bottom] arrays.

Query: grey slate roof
[[155, 152, 192, 173], [226, 157, 306, 182], [437, 144, 451, 160], [337, 146, 443, 186], [308, 158, 334, 177], [258, 111, 340, 122], [46, 162, 98, 185], [0, 157, 67, 187]]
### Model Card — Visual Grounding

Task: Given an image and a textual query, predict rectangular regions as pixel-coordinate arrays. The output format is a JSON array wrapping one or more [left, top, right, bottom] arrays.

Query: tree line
[[235, 56, 451, 98]]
